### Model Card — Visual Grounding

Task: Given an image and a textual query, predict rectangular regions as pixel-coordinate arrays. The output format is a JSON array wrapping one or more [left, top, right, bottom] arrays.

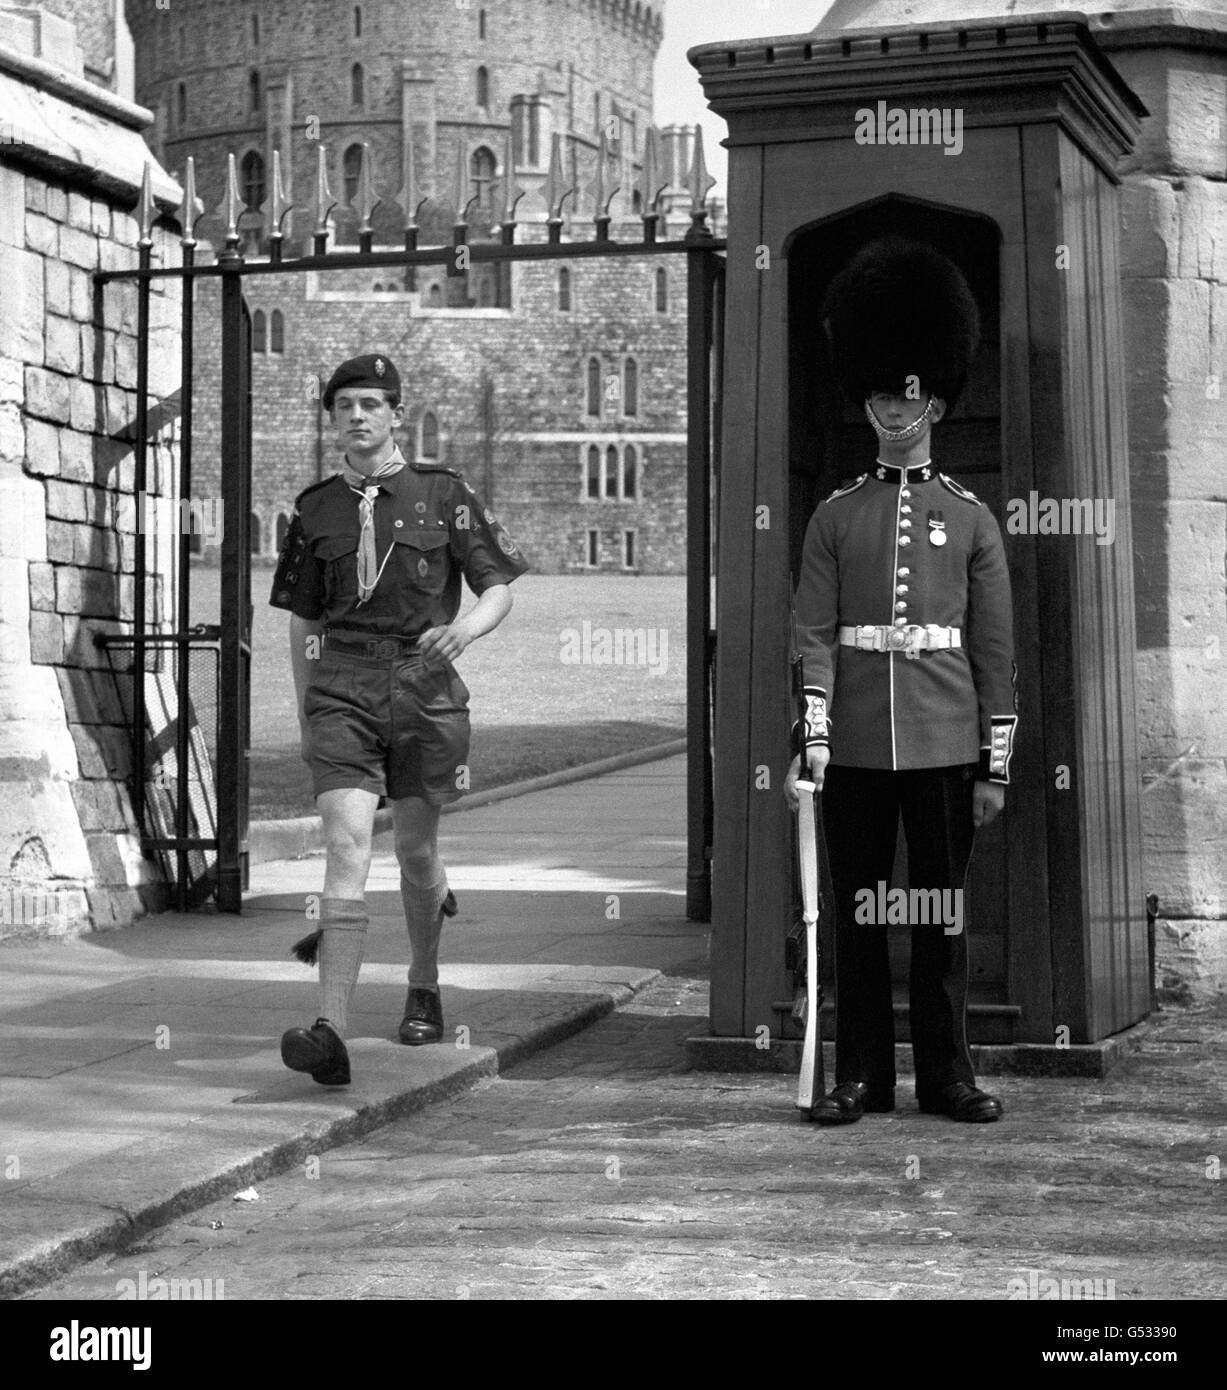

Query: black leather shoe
[[398, 986, 444, 1045], [809, 1081, 895, 1125], [917, 1081, 1003, 1122], [280, 1018, 350, 1086]]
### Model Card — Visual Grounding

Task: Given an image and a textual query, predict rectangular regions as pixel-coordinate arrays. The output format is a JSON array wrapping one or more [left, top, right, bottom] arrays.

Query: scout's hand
[[784, 746, 830, 809], [417, 621, 472, 668], [973, 780, 1005, 828]]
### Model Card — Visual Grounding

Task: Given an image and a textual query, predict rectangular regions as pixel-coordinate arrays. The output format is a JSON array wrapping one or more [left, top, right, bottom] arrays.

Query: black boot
[[809, 1080, 896, 1125], [398, 986, 444, 1045]]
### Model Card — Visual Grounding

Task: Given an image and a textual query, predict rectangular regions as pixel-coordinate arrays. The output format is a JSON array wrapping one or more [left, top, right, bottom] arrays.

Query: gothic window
[[586, 528, 599, 567], [252, 14, 260, 45], [476, 66, 489, 109], [354, 6, 362, 38], [178, 27, 185, 61], [623, 445, 638, 499], [351, 63, 365, 107], [605, 445, 618, 500], [428, 284, 442, 306], [471, 146, 496, 209], [623, 357, 639, 417], [249, 70, 261, 115], [593, 92, 601, 134], [270, 310, 285, 354], [586, 357, 601, 417], [241, 150, 265, 209], [252, 309, 267, 354], [275, 513, 289, 549], [586, 445, 601, 500], [420, 412, 439, 459], [655, 266, 668, 313], [632, 189, 642, 214], [479, 9, 487, 39], [177, 83, 187, 128], [558, 267, 571, 312], [623, 529, 636, 569], [343, 144, 363, 205]]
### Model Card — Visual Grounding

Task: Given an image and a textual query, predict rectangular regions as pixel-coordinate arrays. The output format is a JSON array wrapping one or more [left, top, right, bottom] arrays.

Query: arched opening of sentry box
[[785, 198, 1015, 1044]]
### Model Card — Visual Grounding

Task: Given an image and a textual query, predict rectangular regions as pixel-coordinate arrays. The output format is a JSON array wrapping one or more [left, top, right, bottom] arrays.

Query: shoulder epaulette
[[939, 473, 982, 506], [823, 474, 867, 503], [410, 461, 465, 480], [294, 474, 339, 506]]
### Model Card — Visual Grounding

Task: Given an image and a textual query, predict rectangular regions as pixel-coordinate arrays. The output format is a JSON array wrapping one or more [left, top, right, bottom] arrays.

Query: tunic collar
[[873, 459, 933, 484]]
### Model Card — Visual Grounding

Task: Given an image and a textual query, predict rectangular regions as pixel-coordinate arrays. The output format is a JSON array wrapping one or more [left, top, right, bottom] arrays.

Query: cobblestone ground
[[29, 979, 1227, 1302]]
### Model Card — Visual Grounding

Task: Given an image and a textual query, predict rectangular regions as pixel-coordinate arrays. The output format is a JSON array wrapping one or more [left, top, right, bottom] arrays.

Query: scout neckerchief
[[340, 446, 407, 604]]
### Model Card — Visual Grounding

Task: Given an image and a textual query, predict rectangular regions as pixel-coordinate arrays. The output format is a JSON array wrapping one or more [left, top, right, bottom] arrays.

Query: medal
[[928, 510, 947, 547]]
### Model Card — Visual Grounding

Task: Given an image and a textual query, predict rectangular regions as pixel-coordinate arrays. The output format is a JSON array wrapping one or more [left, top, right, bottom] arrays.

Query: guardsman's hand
[[973, 780, 1005, 829], [784, 746, 831, 809], [417, 620, 473, 668]]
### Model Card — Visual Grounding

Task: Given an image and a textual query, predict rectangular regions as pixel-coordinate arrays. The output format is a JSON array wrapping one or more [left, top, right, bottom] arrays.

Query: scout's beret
[[821, 237, 980, 411], [322, 353, 401, 410]]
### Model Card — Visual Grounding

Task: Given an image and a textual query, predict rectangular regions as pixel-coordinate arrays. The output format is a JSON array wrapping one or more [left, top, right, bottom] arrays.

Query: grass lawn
[[190, 566, 687, 820]]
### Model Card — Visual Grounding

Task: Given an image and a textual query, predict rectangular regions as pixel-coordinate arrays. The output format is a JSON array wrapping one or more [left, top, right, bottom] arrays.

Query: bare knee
[[396, 838, 438, 880]]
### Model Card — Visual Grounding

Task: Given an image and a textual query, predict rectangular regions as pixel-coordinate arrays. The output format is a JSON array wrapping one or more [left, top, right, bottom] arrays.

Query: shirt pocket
[[313, 534, 359, 604], [393, 528, 451, 597]]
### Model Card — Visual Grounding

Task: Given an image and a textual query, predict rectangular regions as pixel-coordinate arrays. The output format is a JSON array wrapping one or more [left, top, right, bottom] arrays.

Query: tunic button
[[894, 617, 907, 627], [896, 585, 908, 595], [900, 489, 911, 499], [900, 505, 912, 514], [895, 601, 907, 613], [898, 535, 911, 546], [900, 519, 912, 529], [394, 519, 404, 528], [897, 567, 910, 577]]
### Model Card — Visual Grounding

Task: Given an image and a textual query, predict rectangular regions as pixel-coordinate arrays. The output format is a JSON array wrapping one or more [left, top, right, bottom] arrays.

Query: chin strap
[[865, 394, 938, 443]]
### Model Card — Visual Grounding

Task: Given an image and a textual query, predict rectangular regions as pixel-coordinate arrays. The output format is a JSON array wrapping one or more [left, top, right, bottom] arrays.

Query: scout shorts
[[303, 648, 471, 804]]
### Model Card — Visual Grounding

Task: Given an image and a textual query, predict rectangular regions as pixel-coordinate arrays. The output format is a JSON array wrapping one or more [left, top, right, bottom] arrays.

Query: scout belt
[[325, 630, 425, 660], [839, 624, 962, 660]]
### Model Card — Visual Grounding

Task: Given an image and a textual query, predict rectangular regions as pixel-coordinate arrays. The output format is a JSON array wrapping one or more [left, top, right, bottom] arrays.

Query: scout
[[785, 238, 1017, 1124], [271, 353, 528, 1085]]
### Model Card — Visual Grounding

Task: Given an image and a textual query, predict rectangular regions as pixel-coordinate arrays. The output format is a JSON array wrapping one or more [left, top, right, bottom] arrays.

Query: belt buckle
[[887, 627, 908, 651], [374, 638, 397, 660]]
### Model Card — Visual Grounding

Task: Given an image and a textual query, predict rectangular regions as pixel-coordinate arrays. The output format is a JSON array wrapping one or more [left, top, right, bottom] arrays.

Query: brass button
[[896, 585, 908, 595], [900, 505, 912, 514], [394, 519, 404, 528], [898, 536, 911, 547], [900, 519, 912, 529], [895, 601, 907, 613], [897, 567, 910, 577]]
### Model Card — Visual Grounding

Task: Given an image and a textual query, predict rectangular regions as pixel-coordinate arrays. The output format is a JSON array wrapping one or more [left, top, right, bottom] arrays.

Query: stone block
[[0, 472, 48, 563], [58, 429, 95, 485], [24, 213, 58, 256], [106, 385, 135, 438], [44, 258, 71, 315], [0, 168, 24, 246], [0, 243, 45, 364], [56, 666, 124, 726], [46, 480, 87, 525], [0, 356, 21, 404], [70, 265, 93, 321], [28, 561, 55, 612], [70, 778, 125, 832], [89, 199, 111, 238], [1174, 179, 1227, 284], [1119, 176, 1176, 280], [66, 191, 93, 233], [59, 225, 97, 270], [22, 417, 60, 478], [72, 523, 114, 570], [1156, 917, 1227, 1005], [44, 519, 76, 563], [24, 367, 71, 424], [69, 375, 101, 432], [0, 403, 23, 468], [114, 333, 138, 390], [43, 185, 67, 222], [45, 315, 80, 375], [29, 609, 63, 664]]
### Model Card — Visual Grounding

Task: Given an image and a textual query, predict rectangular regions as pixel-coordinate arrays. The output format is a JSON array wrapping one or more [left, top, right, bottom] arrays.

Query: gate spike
[[687, 124, 717, 215], [309, 144, 337, 245], [134, 160, 155, 247], [494, 129, 526, 229], [452, 141, 475, 226], [177, 157, 205, 248], [639, 127, 667, 219], [263, 149, 294, 238], [216, 152, 243, 251], [584, 130, 620, 223], [544, 133, 577, 225], [353, 141, 382, 237], [392, 130, 427, 230]]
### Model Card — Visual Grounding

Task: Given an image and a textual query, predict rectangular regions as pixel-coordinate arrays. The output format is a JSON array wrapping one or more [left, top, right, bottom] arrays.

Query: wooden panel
[[709, 145, 766, 1037]]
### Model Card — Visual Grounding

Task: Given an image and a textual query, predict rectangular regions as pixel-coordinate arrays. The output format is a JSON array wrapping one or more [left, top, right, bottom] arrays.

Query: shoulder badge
[[939, 473, 982, 506], [823, 474, 868, 504]]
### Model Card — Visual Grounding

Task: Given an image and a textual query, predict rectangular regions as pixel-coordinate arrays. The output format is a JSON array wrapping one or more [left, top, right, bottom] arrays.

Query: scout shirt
[[270, 452, 529, 635], [794, 461, 1018, 783]]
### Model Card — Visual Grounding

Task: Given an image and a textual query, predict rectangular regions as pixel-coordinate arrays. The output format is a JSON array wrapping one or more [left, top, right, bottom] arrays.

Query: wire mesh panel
[[99, 629, 220, 907]]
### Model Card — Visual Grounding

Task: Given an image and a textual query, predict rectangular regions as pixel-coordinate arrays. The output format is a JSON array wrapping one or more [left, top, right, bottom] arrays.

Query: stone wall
[[0, 32, 180, 939]]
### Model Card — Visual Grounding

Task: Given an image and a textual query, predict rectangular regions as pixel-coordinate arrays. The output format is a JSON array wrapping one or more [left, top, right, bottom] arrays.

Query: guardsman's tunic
[[793, 458, 1018, 1097]]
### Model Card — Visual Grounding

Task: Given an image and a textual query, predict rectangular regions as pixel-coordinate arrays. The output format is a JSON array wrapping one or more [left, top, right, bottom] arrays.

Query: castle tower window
[[593, 92, 601, 134], [178, 27, 185, 61], [351, 62, 365, 107], [558, 267, 571, 312], [586, 528, 600, 568], [249, 70, 261, 115], [420, 412, 440, 460], [252, 14, 260, 45], [623, 445, 638, 499], [241, 150, 265, 210], [586, 445, 601, 500], [354, 5, 362, 38], [275, 513, 289, 549], [622, 529, 636, 569], [655, 266, 668, 313], [605, 445, 618, 500], [270, 309, 285, 354], [623, 357, 638, 417], [631, 189, 642, 214], [479, 9, 487, 39], [428, 284, 442, 306], [252, 309, 267, 354], [471, 146, 496, 209], [342, 143, 363, 205], [586, 357, 601, 417], [177, 82, 187, 128], [476, 66, 489, 109]]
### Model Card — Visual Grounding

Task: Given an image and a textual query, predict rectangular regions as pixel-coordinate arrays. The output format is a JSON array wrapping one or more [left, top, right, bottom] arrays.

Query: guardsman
[[271, 353, 529, 1086], [785, 238, 1017, 1124]]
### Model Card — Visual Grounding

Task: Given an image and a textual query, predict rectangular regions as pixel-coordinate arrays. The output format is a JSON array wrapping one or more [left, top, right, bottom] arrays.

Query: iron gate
[[95, 129, 725, 917]]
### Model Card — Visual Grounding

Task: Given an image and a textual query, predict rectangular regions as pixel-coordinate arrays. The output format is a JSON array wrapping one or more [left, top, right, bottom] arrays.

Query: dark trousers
[[822, 763, 979, 1097]]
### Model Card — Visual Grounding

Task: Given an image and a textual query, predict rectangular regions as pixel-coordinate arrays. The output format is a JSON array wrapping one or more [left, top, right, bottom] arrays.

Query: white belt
[[839, 624, 961, 659]]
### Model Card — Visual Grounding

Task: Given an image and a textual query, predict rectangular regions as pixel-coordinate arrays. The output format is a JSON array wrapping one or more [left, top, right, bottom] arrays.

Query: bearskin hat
[[821, 236, 980, 412]]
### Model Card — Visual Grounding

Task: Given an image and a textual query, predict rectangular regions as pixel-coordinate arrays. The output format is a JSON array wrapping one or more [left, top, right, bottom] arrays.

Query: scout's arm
[[290, 614, 326, 722], [965, 506, 1017, 824], [269, 502, 327, 757], [418, 584, 512, 665]]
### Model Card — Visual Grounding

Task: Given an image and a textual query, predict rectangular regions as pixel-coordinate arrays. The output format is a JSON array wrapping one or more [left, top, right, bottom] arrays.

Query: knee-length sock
[[401, 865, 449, 990], [318, 897, 369, 1035]]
